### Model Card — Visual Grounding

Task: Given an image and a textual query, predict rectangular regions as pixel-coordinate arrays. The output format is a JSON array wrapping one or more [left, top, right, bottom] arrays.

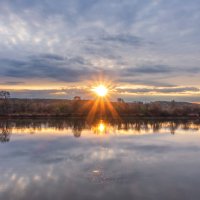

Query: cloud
[[0, 81, 24, 85], [117, 65, 172, 80], [37, 54, 65, 61], [117, 78, 177, 87], [0, 55, 101, 82], [101, 34, 142, 46], [132, 65, 172, 74], [117, 87, 200, 94], [0, 0, 200, 100], [8, 88, 91, 99]]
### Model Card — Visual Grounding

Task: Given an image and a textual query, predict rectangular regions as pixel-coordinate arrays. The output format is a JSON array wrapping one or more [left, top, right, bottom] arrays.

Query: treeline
[[0, 98, 200, 117], [115, 101, 200, 117]]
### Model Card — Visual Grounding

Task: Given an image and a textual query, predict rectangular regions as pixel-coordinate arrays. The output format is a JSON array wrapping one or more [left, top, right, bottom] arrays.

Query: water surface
[[1, 118, 200, 200]]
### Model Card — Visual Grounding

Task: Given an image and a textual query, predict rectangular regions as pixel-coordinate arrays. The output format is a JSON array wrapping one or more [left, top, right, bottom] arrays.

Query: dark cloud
[[117, 65, 200, 82], [0, 56, 102, 82], [186, 67, 200, 74], [81, 32, 145, 61], [37, 54, 65, 61], [117, 78, 177, 87], [1, 53, 199, 91], [0, 81, 24, 85], [131, 65, 172, 74], [117, 87, 200, 94], [115, 65, 174, 82], [101, 34, 142, 46], [9, 89, 86, 99]]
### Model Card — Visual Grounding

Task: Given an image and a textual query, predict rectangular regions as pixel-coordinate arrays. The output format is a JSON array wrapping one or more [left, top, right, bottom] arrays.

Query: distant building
[[117, 98, 124, 103], [73, 96, 81, 101]]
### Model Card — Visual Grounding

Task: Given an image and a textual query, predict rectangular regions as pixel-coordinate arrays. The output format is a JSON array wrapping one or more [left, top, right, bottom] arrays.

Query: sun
[[93, 85, 108, 97]]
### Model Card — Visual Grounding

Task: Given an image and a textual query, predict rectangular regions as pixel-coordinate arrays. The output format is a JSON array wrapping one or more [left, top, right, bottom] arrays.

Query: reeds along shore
[[0, 98, 200, 118]]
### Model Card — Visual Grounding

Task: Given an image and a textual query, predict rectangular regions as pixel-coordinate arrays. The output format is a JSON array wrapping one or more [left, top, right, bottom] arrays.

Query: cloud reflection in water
[[0, 118, 200, 199]]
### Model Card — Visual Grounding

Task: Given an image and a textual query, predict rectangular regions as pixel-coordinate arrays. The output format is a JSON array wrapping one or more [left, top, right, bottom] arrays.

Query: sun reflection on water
[[92, 121, 108, 135], [1, 119, 200, 142]]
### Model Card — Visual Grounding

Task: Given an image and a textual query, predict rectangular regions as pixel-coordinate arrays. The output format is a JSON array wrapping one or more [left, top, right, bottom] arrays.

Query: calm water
[[1, 118, 200, 200]]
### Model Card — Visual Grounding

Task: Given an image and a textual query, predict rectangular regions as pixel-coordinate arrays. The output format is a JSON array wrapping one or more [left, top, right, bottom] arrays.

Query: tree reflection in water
[[72, 120, 84, 138], [0, 118, 200, 142], [0, 121, 12, 143]]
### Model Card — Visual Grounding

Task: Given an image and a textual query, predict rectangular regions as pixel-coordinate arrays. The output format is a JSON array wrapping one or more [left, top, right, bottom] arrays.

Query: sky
[[0, 0, 200, 102]]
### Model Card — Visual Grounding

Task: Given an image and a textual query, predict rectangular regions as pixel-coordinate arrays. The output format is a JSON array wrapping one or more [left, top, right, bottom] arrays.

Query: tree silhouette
[[0, 91, 10, 114]]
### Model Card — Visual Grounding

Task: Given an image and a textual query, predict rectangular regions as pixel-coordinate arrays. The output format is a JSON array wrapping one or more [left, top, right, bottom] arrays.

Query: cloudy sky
[[0, 0, 200, 101]]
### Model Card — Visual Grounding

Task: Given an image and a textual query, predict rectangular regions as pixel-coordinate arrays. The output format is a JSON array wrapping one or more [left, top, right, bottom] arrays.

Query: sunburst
[[93, 85, 108, 97]]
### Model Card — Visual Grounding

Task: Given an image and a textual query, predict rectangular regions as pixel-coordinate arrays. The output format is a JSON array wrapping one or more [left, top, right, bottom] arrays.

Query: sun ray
[[104, 97, 120, 119], [86, 99, 100, 123]]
